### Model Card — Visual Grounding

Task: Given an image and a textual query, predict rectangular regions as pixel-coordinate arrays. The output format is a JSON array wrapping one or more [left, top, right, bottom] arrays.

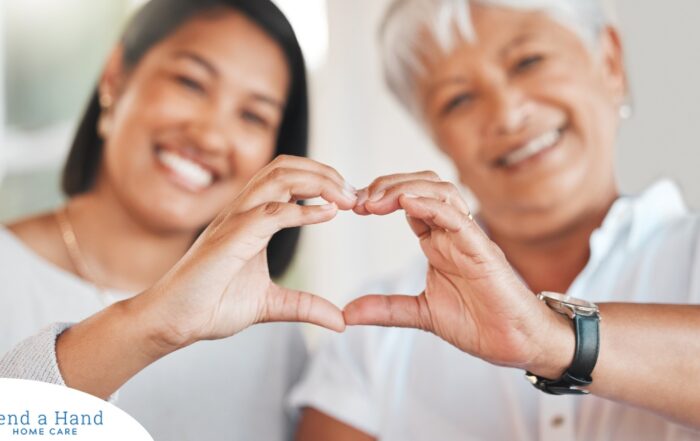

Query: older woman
[[292, 1, 700, 440]]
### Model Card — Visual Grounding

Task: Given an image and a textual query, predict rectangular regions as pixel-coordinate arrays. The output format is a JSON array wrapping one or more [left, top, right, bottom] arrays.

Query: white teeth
[[501, 129, 562, 167], [157, 150, 214, 190]]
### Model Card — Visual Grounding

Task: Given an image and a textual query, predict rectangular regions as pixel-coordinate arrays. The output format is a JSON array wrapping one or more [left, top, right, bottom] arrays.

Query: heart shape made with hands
[[273, 170, 485, 335], [216, 158, 541, 370], [146, 155, 534, 371], [339, 176, 478, 325]]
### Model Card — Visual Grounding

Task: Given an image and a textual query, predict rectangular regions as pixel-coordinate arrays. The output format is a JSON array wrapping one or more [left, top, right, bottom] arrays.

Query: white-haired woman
[[291, 1, 700, 440]]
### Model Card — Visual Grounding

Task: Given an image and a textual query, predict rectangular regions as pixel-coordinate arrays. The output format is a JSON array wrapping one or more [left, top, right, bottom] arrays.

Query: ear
[[598, 26, 628, 107], [98, 44, 128, 109], [97, 45, 128, 138]]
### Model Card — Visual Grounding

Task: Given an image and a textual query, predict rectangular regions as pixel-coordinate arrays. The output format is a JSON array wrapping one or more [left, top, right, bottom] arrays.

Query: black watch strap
[[526, 312, 600, 395]]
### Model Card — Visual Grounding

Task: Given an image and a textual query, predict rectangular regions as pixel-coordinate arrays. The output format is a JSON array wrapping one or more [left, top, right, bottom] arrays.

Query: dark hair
[[62, 0, 308, 277]]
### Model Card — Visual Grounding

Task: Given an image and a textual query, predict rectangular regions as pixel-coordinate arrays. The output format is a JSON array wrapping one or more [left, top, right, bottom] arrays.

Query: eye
[[441, 92, 475, 116], [512, 54, 544, 74], [174, 75, 206, 94], [241, 110, 271, 129]]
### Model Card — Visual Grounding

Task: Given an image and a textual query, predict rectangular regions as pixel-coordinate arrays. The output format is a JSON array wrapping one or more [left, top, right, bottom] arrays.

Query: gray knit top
[[0, 323, 70, 384]]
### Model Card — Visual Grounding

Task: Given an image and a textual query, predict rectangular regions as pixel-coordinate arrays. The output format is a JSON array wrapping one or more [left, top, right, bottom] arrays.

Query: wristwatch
[[525, 291, 600, 395]]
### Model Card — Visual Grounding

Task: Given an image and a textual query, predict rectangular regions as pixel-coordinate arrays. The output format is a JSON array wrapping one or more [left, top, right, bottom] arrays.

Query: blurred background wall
[[1, 0, 699, 338]]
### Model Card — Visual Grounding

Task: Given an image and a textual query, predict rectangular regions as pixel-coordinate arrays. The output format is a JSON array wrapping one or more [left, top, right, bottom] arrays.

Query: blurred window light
[[128, 0, 150, 11], [0, 0, 129, 220], [4, 0, 126, 129], [273, 0, 329, 70], [1, 1, 6, 184]]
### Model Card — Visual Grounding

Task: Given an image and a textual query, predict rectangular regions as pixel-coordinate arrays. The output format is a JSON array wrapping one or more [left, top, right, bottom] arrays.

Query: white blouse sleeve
[[0, 322, 72, 384]]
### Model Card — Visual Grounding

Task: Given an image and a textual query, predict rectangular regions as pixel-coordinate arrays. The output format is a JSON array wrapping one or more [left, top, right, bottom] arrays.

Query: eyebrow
[[425, 77, 471, 102], [173, 50, 219, 77], [251, 93, 284, 109], [172, 50, 284, 109], [500, 33, 536, 58]]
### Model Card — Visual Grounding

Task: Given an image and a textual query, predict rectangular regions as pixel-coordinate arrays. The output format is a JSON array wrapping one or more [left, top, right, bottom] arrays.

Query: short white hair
[[379, 0, 615, 118]]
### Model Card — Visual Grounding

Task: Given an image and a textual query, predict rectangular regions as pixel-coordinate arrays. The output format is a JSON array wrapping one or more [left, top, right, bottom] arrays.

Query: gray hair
[[379, 0, 615, 118]]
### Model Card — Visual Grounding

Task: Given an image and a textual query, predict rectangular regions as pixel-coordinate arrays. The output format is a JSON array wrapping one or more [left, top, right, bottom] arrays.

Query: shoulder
[[5, 211, 73, 274], [597, 212, 700, 303], [634, 213, 700, 260], [655, 213, 700, 272]]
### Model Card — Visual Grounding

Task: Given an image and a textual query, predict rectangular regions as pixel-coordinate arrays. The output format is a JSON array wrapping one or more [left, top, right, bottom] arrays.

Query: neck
[[64, 184, 196, 293], [488, 196, 618, 294]]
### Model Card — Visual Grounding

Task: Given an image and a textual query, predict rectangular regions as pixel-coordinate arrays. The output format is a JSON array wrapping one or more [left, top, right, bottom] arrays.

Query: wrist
[[121, 288, 192, 358], [54, 295, 180, 398], [526, 306, 576, 379]]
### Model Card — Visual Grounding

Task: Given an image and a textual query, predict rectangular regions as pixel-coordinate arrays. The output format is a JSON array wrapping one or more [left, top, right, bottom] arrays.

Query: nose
[[484, 85, 532, 137], [187, 105, 234, 155]]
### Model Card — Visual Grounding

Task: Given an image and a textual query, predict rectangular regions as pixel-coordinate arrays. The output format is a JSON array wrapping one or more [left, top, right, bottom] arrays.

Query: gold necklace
[[55, 205, 108, 298]]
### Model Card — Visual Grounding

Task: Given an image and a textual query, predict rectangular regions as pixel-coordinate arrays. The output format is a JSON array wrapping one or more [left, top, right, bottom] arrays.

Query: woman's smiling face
[[97, 10, 290, 233], [417, 5, 626, 240]]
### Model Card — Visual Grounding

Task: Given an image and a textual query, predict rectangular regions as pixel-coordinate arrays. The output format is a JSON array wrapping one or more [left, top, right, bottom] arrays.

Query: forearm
[[296, 408, 376, 441], [56, 293, 177, 400], [588, 303, 700, 427], [531, 303, 700, 428]]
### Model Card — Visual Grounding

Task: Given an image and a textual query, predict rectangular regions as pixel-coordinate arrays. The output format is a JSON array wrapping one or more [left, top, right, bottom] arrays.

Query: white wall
[[614, 0, 700, 206]]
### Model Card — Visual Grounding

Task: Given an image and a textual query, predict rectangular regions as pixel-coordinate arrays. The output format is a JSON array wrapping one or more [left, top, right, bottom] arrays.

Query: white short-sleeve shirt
[[0, 227, 308, 441], [290, 180, 700, 441]]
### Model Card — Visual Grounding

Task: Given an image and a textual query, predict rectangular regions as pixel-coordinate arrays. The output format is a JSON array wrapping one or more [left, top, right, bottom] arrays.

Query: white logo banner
[[0, 379, 153, 440]]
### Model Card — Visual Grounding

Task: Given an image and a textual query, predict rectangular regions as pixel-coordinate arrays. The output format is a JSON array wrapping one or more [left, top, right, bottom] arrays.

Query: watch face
[[539, 291, 599, 314]]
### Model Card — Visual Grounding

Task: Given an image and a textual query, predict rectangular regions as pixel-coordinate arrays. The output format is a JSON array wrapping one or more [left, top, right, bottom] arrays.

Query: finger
[[352, 188, 371, 216], [365, 171, 441, 196], [405, 214, 430, 238], [364, 180, 470, 216], [204, 203, 338, 264], [197, 203, 338, 277], [343, 294, 431, 331], [400, 196, 494, 257], [357, 171, 441, 210], [239, 168, 357, 212], [399, 195, 468, 232], [267, 155, 352, 191], [264, 284, 346, 332], [256, 202, 338, 235]]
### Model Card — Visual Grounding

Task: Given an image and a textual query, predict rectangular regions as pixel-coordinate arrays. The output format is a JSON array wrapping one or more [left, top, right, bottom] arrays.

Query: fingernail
[[368, 190, 385, 202], [402, 193, 418, 199], [342, 187, 358, 201], [344, 181, 357, 193], [356, 189, 368, 206], [320, 203, 337, 210]]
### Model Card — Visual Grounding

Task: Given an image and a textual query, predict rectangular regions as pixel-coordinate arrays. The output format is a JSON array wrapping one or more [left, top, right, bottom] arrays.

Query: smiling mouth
[[495, 126, 566, 168], [155, 147, 216, 192]]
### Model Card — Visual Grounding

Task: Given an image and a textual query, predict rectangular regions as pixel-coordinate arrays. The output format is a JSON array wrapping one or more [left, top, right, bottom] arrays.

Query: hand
[[346, 172, 571, 373], [136, 155, 358, 350]]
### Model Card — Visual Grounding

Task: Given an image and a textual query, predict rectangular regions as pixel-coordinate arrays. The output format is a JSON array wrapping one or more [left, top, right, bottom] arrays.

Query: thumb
[[343, 293, 432, 331], [262, 283, 346, 332]]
